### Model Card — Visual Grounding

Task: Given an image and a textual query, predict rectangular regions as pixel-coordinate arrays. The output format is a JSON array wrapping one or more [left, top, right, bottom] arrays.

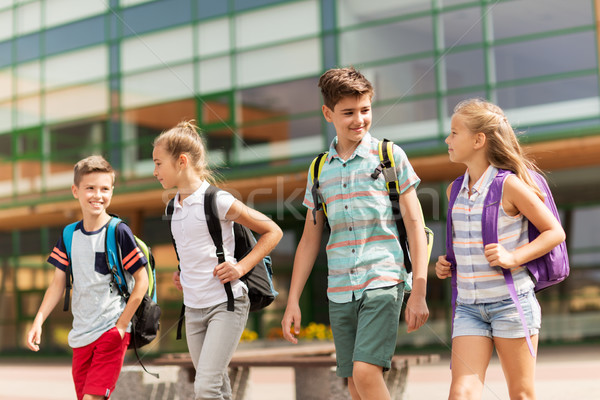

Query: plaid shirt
[[303, 132, 420, 303]]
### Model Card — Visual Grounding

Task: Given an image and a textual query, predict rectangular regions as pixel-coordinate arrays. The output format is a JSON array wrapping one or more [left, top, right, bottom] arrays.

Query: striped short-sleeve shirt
[[303, 132, 420, 303], [452, 166, 534, 304]]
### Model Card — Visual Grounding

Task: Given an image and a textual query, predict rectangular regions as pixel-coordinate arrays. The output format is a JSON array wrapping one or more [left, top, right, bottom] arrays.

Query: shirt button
[[349, 227, 353, 231], [345, 205, 348, 210], [343, 163, 347, 167], [343, 183, 347, 188], [351, 249, 355, 253]]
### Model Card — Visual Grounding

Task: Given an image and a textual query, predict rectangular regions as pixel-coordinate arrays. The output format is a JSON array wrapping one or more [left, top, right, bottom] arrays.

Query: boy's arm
[[27, 268, 67, 351], [281, 209, 324, 344], [115, 266, 149, 338], [399, 186, 430, 333]]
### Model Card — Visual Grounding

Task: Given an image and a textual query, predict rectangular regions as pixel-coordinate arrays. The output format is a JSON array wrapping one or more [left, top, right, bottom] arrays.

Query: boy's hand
[[214, 261, 243, 284], [26, 324, 42, 352], [281, 304, 302, 344], [172, 271, 182, 291], [484, 243, 517, 269], [435, 255, 452, 279], [404, 294, 429, 333]]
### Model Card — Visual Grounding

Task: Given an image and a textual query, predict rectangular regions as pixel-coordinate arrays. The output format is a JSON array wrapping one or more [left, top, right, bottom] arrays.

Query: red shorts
[[72, 327, 130, 400]]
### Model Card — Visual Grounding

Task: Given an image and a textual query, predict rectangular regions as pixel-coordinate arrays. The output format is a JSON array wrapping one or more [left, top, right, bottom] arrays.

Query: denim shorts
[[452, 290, 541, 339]]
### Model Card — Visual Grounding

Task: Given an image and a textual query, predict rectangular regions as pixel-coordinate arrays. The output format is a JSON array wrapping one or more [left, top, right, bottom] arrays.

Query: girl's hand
[[26, 324, 42, 352], [435, 255, 452, 279], [484, 243, 518, 269], [214, 261, 243, 284], [172, 271, 182, 291]]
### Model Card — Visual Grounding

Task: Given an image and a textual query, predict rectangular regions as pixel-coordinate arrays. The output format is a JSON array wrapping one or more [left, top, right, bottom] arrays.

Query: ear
[[177, 153, 189, 169], [473, 132, 486, 149], [322, 105, 333, 122], [71, 184, 79, 199]]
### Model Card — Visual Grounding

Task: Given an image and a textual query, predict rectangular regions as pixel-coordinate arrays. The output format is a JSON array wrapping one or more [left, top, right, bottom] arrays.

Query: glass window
[[363, 59, 436, 102], [0, 9, 13, 41], [121, 0, 192, 37], [197, 18, 230, 57], [0, 132, 10, 159], [0, 101, 11, 133], [16, 95, 41, 129], [121, 26, 193, 73], [45, 0, 107, 28], [45, 46, 108, 90], [444, 49, 485, 90], [442, 0, 475, 6], [442, 7, 482, 48], [16, 1, 41, 35], [0, 68, 12, 101], [14, 128, 42, 194], [121, 64, 194, 108], [496, 75, 598, 110], [372, 99, 438, 142], [234, 0, 289, 12], [16, 61, 41, 96], [197, 0, 228, 19], [337, 0, 431, 27], [239, 77, 320, 124], [492, 0, 593, 40], [122, 98, 196, 176], [198, 56, 232, 94], [200, 94, 231, 127], [16, 33, 41, 63], [45, 16, 104, 56], [494, 32, 597, 82], [44, 84, 109, 123], [236, 38, 321, 88], [120, 0, 156, 7], [0, 41, 11, 68], [235, 1, 319, 50], [340, 17, 433, 65]]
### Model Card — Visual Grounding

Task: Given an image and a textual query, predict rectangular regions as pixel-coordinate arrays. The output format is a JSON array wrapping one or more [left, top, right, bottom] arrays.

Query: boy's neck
[[335, 138, 362, 160], [81, 212, 111, 232]]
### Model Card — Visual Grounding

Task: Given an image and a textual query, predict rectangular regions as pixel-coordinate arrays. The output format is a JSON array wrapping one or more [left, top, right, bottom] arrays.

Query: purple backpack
[[446, 169, 569, 356]]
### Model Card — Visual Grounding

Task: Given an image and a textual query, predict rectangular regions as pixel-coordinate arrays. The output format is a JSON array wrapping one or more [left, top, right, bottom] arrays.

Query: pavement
[[1, 342, 598, 399]]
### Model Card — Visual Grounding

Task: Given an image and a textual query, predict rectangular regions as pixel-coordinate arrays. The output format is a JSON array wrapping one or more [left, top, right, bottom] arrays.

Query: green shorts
[[328, 284, 404, 378]]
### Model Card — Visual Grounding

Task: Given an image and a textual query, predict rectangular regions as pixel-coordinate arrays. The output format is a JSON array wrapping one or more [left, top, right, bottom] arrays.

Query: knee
[[194, 375, 221, 400], [449, 382, 481, 400], [351, 362, 381, 389]]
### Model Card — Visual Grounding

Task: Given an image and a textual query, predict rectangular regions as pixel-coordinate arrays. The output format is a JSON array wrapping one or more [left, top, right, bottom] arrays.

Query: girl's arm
[[399, 186, 430, 333], [485, 175, 566, 269], [27, 268, 67, 351], [217, 200, 283, 281]]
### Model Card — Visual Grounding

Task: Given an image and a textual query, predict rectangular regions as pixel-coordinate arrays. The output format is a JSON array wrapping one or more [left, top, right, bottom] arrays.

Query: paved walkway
[[1, 343, 598, 399]]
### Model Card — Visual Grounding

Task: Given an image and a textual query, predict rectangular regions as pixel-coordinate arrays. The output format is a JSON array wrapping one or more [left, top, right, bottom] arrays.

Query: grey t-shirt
[[48, 220, 146, 348]]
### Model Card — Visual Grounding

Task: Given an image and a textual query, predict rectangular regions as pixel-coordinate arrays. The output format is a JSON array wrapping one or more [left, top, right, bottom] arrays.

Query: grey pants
[[185, 294, 250, 400]]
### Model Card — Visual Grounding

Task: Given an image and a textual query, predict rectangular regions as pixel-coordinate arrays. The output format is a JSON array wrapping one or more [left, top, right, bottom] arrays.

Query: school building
[[1, 0, 599, 353]]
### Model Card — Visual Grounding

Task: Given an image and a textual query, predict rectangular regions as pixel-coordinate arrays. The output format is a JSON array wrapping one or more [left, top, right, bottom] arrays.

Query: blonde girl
[[435, 99, 565, 400], [152, 121, 282, 400]]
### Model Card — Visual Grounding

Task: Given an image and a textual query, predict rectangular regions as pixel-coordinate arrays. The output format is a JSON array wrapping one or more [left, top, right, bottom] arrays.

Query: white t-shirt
[[171, 181, 247, 308]]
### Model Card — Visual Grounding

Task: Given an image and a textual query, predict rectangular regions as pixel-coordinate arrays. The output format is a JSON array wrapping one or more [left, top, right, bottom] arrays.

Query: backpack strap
[[372, 139, 412, 272], [105, 217, 130, 299], [204, 185, 235, 312], [165, 198, 186, 340], [61, 222, 78, 312], [481, 169, 536, 357], [309, 152, 328, 224]]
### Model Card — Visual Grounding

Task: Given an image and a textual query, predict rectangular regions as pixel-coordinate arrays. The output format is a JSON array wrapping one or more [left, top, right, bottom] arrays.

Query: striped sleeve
[[47, 237, 69, 271], [116, 223, 148, 274]]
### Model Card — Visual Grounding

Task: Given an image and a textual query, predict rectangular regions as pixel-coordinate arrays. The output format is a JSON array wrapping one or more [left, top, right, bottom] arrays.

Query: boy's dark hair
[[318, 66, 374, 110], [73, 155, 115, 186]]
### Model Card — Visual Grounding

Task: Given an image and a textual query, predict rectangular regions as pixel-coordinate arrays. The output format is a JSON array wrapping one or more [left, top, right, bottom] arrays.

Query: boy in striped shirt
[[282, 67, 429, 400], [26, 155, 148, 400]]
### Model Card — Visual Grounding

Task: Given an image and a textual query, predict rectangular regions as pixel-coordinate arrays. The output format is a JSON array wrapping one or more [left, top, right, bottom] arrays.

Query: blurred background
[[0, 0, 599, 359]]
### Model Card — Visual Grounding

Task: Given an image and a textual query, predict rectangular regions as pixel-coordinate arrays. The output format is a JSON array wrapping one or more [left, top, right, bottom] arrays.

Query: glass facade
[[1, 0, 600, 352]]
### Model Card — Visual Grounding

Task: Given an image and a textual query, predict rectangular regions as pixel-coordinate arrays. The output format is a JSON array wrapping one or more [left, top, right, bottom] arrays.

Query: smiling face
[[152, 144, 179, 189], [71, 172, 113, 220], [446, 113, 478, 164], [322, 94, 372, 148]]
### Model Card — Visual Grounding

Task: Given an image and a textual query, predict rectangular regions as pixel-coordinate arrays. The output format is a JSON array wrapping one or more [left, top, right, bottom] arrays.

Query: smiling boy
[[281, 67, 430, 400], [26, 155, 149, 400]]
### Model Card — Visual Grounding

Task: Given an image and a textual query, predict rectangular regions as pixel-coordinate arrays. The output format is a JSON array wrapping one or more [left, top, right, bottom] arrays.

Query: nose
[[445, 134, 451, 145]]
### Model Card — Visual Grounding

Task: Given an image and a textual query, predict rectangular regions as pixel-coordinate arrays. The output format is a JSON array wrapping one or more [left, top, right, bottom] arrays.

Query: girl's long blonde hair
[[153, 120, 216, 184], [453, 98, 543, 200]]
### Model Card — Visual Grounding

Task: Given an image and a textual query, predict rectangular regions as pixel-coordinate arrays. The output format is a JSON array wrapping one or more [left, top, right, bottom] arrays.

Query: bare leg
[[495, 335, 538, 400], [351, 361, 391, 400], [449, 336, 494, 400]]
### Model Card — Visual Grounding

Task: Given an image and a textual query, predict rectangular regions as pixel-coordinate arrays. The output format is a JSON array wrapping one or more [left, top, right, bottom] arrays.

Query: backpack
[[309, 138, 434, 279], [165, 185, 278, 340], [445, 168, 569, 356], [62, 217, 161, 376]]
